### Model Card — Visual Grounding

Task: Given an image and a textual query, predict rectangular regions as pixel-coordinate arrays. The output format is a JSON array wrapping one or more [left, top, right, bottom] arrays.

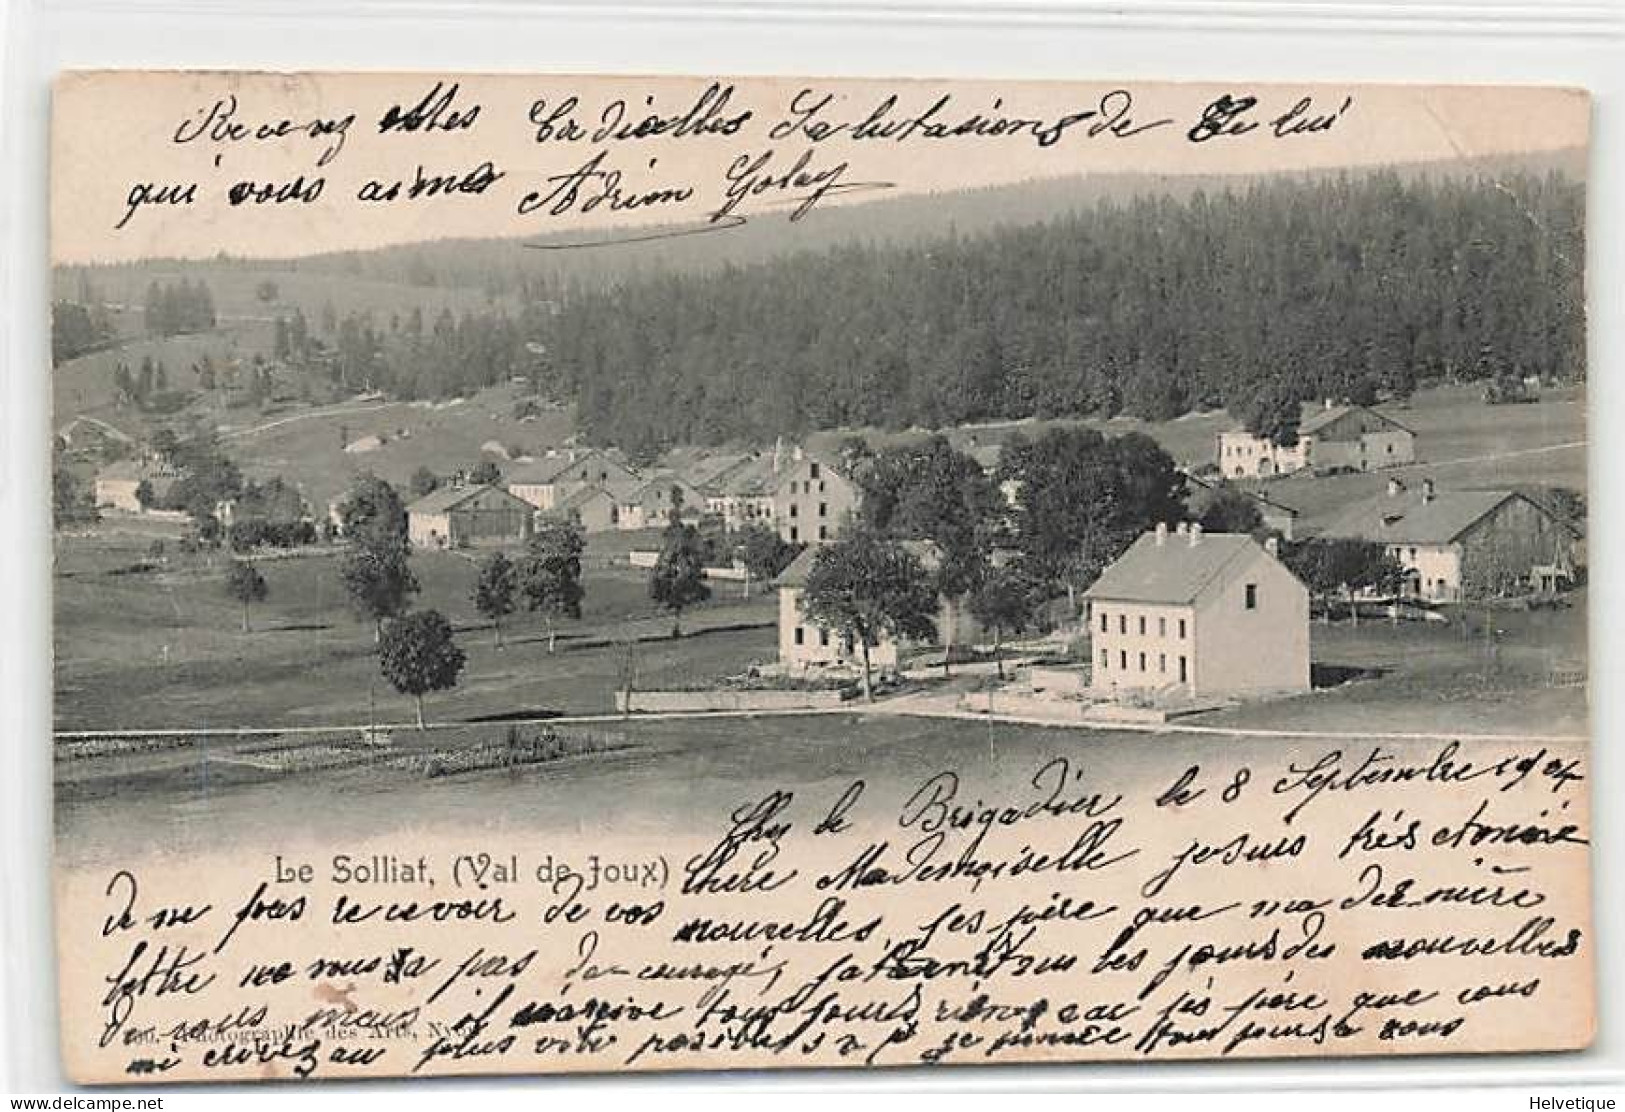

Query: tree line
[[539, 169, 1582, 457]]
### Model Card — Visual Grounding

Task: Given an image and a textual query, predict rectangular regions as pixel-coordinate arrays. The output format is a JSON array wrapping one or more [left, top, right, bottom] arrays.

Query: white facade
[[777, 584, 899, 671], [1087, 525, 1310, 701], [773, 450, 857, 545]]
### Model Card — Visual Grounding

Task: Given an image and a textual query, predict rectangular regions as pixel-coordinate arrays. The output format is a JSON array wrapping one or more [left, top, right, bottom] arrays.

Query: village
[[57, 382, 1587, 749]]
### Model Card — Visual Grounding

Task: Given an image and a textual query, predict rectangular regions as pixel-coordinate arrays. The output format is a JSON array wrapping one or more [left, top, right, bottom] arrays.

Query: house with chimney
[[1317, 477, 1580, 602], [773, 447, 859, 545], [1217, 402, 1415, 479], [1084, 523, 1310, 700]]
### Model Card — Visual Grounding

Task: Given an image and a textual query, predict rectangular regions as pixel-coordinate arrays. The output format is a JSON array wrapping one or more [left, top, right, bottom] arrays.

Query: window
[[818, 481, 826, 493], [790, 526, 799, 542], [790, 504, 799, 518], [1138, 652, 1146, 672], [810, 462, 821, 479], [1158, 617, 1167, 637], [1245, 584, 1258, 610], [818, 525, 828, 540], [1159, 653, 1167, 674], [1178, 619, 1186, 639], [819, 628, 830, 647], [1179, 655, 1187, 682], [789, 481, 798, 494], [1119, 650, 1127, 670], [794, 627, 805, 646], [1100, 648, 1108, 669], [1138, 616, 1146, 636], [1119, 615, 1127, 634], [818, 502, 827, 517], [1100, 612, 1108, 633]]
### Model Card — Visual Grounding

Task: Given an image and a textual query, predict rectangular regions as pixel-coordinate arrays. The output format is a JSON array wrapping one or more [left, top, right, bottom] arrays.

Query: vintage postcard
[[49, 72, 1592, 1082]]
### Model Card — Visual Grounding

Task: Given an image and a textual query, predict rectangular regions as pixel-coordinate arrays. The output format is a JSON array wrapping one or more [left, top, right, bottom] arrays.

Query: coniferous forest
[[543, 169, 1584, 456]]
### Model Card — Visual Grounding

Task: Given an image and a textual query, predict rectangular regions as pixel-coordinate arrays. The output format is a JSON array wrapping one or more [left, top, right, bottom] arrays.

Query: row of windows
[[786, 502, 829, 518], [785, 478, 828, 495], [786, 524, 830, 543], [793, 625, 833, 648], [1100, 648, 1188, 680], [1100, 612, 1187, 639]]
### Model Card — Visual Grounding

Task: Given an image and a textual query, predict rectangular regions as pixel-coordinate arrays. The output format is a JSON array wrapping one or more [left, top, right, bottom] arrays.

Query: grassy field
[[53, 538, 777, 732]]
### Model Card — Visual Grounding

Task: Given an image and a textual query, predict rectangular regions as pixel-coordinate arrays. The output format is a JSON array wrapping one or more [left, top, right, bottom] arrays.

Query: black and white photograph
[[44, 71, 1595, 1082]]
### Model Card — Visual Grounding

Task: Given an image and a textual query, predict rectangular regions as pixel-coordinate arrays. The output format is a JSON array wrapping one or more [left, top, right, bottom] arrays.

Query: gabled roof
[[407, 483, 529, 515], [553, 483, 618, 512], [1083, 530, 1260, 605], [1300, 403, 1413, 438], [1318, 487, 1531, 546], [507, 449, 637, 486], [778, 546, 820, 588]]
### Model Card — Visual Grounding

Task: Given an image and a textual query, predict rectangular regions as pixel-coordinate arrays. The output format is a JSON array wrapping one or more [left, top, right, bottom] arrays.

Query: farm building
[[1217, 402, 1415, 479], [508, 449, 640, 511], [773, 447, 859, 545], [93, 460, 178, 513], [1317, 477, 1581, 602], [1085, 523, 1310, 700], [407, 484, 536, 550]]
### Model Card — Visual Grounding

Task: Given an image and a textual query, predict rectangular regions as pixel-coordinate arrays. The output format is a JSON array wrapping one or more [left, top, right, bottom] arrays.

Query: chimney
[[1387, 477, 1405, 498], [1188, 522, 1203, 547], [1422, 478, 1436, 504], [1155, 522, 1169, 546], [1265, 536, 1280, 558]]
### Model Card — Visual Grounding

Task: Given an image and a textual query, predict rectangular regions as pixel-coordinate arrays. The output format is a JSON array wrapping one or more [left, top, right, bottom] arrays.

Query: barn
[[407, 484, 535, 550]]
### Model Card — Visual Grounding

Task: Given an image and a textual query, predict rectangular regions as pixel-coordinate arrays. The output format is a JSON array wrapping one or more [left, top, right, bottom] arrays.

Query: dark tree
[[1241, 381, 1304, 448], [519, 518, 585, 652], [472, 552, 518, 647], [799, 530, 938, 701], [338, 474, 409, 552], [379, 609, 466, 729], [1196, 483, 1264, 535], [649, 520, 711, 638], [969, 563, 1043, 680], [736, 522, 800, 597], [224, 560, 268, 633], [340, 541, 420, 642], [409, 466, 440, 498]]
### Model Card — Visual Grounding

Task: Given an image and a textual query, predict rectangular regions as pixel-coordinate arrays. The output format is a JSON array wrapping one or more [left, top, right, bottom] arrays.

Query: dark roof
[[1083, 530, 1260, 604], [778, 546, 820, 588], [553, 483, 617, 512], [407, 483, 528, 515], [1318, 487, 1530, 545]]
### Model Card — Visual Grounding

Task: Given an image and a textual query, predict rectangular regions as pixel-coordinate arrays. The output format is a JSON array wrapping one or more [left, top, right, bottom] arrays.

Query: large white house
[[1217, 402, 1415, 479], [1085, 524, 1310, 700], [773, 447, 859, 545]]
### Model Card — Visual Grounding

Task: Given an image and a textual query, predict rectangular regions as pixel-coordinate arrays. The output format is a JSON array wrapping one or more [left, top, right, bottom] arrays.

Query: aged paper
[[49, 71, 1592, 1082]]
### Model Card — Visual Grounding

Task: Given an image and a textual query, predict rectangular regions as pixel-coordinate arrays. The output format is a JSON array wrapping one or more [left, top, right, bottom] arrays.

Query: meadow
[[53, 538, 777, 732]]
